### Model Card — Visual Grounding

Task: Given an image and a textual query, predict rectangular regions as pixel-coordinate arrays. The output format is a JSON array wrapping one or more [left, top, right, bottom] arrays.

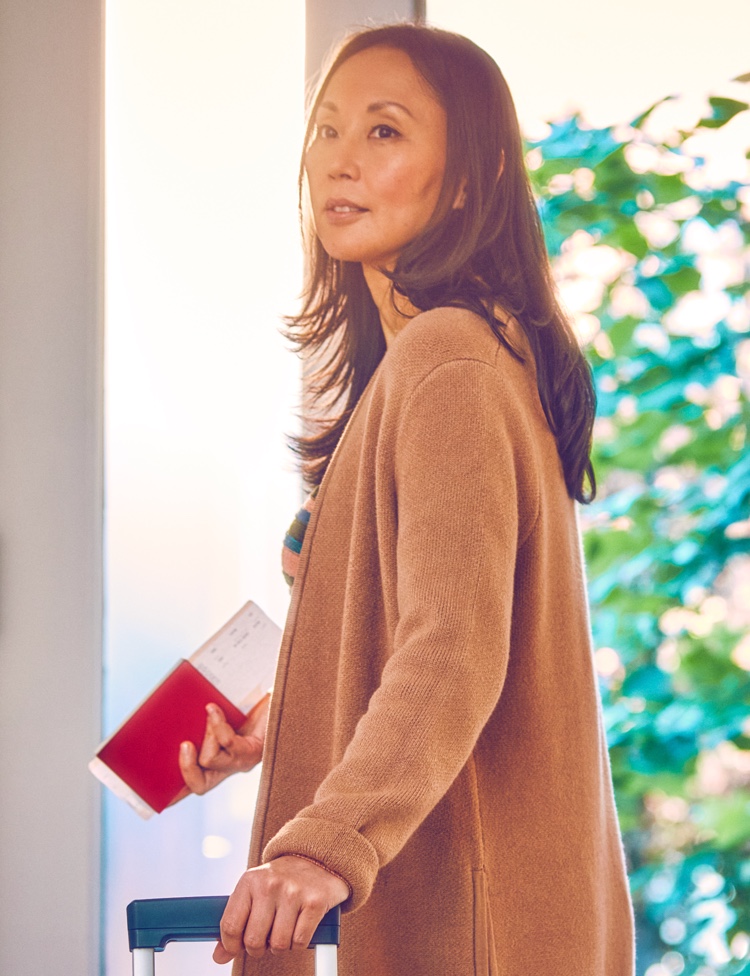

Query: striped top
[[282, 485, 319, 588]]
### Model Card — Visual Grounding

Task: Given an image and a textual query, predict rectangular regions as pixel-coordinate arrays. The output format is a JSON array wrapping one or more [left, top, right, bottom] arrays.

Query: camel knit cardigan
[[236, 306, 635, 976]]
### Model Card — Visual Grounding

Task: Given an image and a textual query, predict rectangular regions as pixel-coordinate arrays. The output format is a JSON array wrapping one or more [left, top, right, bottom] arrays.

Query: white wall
[[428, 0, 750, 130], [0, 1, 104, 974], [306, 0, 416, 81]]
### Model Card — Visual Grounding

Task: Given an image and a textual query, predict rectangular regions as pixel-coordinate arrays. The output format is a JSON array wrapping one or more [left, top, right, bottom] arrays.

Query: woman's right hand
[[174, 692, 271, 801]]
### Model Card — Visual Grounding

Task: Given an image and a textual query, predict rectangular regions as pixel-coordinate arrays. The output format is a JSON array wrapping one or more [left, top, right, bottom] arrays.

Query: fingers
[[178, 703, 262, 801], [201, 703, 263, 773], [212, 939, 234, 965], [240, 692, 271, 736], [225, 901, 306, 959], [206, 704, 237, 749], [217, 879, 254, 960], [242, 899, 277, 958], [178, 740, 209, 794], [201, 704, 250, 760], [290, 903, 328, 951], [197, 705, 225, 766], [244, 698, 270, 747], [215, 859, 340, 963], [197, 705, 243, 771]]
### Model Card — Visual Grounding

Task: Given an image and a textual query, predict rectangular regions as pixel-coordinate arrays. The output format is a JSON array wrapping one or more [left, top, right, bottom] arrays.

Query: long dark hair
[[286, 23, 596, 503]]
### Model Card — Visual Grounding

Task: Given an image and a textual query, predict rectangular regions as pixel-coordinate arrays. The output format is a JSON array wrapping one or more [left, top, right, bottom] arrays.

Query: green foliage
[[529, 91, 750, 975], [699, 98, 750, 130]]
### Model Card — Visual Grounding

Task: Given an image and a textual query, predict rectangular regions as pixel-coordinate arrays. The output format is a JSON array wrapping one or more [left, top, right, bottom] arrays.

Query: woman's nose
[[326, 136, 360, 181]]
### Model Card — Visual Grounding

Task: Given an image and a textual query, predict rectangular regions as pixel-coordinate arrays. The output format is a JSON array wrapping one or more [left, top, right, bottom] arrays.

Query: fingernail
[[180, 742, 190, 755]]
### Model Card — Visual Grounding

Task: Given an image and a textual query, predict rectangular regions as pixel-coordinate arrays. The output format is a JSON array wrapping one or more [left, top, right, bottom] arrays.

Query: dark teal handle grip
[[127, 896, 341, 951]]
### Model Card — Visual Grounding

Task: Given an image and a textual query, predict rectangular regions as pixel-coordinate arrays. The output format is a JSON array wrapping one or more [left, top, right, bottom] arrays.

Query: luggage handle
[[127, 896, 340, 975], [127, 895, 340, 950]]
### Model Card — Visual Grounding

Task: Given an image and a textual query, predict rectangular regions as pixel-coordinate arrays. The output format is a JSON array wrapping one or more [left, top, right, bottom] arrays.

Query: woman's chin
[[318, 243, 396, 272], [319, 242, 368, 264]]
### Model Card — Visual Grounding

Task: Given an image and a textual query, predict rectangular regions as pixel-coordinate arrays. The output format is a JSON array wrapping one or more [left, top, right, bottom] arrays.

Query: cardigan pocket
[[472, 868, 499, 976]]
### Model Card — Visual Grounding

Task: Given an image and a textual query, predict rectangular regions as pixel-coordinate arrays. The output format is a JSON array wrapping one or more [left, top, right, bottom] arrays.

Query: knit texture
[[235, 307, 635, 976]]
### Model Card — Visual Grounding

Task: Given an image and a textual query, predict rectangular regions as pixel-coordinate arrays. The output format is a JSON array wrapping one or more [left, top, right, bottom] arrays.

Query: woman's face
[[304, 46, 448, 272]]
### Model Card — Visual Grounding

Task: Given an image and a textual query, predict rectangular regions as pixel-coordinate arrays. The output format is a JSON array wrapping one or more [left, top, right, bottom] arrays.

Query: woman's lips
[[324, 198, 369, 224]]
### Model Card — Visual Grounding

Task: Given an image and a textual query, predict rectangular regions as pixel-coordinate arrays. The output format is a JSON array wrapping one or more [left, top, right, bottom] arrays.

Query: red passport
[[96, 660, 246, 815], [89, 602, 281, 818]]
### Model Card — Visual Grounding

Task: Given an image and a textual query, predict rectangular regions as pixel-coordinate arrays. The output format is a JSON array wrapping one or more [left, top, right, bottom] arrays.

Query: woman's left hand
[[213, 855, 349, 964]]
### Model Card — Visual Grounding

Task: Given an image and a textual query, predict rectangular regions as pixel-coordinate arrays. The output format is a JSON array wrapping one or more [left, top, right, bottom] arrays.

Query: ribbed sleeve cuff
[[261, 816, 380, 913]]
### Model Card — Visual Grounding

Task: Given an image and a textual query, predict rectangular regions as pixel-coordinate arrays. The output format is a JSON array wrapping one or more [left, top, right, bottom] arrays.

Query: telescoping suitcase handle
[[127, 896, 341, 976]]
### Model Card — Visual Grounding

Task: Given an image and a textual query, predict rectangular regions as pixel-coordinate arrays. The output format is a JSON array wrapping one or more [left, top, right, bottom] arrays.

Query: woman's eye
[[315, 124, 337, 140], [371, 124, 399, 139]]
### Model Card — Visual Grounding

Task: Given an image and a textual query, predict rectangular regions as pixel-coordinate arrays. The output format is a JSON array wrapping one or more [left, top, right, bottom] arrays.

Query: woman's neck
[[362, 264, 419, 349]]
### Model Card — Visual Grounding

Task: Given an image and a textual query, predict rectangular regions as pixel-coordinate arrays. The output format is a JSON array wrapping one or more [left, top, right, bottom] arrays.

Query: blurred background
[[0, 0, 747, 974]]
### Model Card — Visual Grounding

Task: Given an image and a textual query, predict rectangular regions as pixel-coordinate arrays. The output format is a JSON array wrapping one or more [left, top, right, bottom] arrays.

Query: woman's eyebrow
[[318, 99, 414, 118], [367, 100, 414, 118]]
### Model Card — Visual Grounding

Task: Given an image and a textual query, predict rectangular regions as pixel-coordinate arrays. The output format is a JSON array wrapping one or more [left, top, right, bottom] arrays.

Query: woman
[[179, 23, 635, 975]]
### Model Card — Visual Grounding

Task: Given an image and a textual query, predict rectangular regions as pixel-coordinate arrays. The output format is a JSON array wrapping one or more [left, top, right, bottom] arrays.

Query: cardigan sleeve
[[262, 357, 538, 911]]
